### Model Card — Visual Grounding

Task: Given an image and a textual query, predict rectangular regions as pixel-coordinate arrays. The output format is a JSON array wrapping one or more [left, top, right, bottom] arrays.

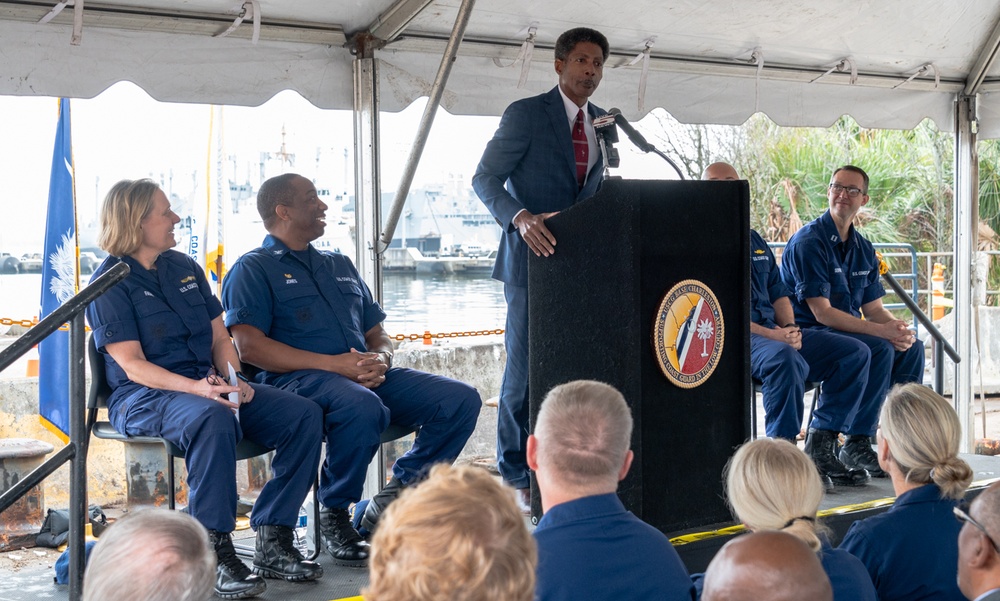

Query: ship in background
[[223, 130, 501, 274]]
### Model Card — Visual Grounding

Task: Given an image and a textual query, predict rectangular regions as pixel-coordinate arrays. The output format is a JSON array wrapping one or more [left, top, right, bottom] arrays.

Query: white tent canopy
[[2, 0, 999, 133], [2, 0, 997, 448]]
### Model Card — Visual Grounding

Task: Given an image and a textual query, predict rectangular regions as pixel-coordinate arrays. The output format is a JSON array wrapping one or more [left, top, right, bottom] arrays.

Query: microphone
[[609, 108, 654, 153], [592, 113, 620, 170], [592, 113, 618, 144]]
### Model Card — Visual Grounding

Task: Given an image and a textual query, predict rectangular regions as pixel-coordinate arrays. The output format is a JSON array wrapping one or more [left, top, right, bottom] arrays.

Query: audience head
[[957, 481, 1000, 600], [701, 531, 833, 601], [528, 380, 634, 502], [82, 508, 215, 601], [725, 438, 826, 551], [364, 464, 536, 601], [878, 383, 973, 499], [98, 178, 164, 256], [703, 162, 740, 181]]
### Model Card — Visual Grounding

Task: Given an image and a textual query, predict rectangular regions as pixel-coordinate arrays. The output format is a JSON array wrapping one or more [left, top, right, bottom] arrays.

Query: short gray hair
[[83, 508, 215, 601], [534, 380, 633, 488]]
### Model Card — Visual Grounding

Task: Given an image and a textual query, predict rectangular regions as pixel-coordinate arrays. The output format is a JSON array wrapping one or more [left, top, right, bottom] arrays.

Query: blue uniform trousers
[[751, 329, 870, 439], [263, 367, 481, 509], [834, 331, 925, 436], [498, 283, 530, 489], [109, 383, 322, 533]]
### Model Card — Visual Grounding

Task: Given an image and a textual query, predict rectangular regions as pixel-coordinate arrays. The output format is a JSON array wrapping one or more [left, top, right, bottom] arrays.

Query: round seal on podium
[[652, 279, 724, 388]]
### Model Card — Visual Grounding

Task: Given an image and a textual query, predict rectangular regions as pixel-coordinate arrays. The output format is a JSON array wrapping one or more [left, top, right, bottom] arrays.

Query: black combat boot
[[319, 507, 370, 567], [208, 530, 267, 600], [839, 434, 889, 478], [252, 525, 323, 581], [361, 476, 404, 533], [804, 428, 870, 487]]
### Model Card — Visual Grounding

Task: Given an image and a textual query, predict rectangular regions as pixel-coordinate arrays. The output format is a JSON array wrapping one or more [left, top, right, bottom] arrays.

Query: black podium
[[528, 178, 751, 533]]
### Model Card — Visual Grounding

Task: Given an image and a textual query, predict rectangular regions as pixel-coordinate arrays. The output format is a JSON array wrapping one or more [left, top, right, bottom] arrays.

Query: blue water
[[0, 273, 506, 338]]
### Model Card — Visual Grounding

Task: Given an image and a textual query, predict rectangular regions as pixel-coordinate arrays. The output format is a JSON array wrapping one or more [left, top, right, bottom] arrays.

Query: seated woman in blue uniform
[[715, 438, 877, 601], [839, 383, 973, 601], [86, 179, 324, 600]]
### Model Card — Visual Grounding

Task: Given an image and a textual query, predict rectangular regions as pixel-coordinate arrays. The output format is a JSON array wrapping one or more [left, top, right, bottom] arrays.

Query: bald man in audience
[[957, 481, 1000, 601], [701, 531, 833, 601], [528, 379, 694, 601]]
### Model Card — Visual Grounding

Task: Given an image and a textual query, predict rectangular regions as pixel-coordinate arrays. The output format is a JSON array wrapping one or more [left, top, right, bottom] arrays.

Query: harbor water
[[0, 271, 506, 349]]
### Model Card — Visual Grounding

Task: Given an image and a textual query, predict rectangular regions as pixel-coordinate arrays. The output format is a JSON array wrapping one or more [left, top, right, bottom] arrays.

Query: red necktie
[[573, 108, 588, 188]]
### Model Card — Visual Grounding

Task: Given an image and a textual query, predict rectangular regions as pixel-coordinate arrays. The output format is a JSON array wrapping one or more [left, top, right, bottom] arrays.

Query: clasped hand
[[333, 348, 389, 389]]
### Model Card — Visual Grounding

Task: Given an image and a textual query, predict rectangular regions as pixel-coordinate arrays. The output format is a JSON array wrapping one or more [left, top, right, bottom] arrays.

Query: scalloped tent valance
[[1, 0, 999, 135]]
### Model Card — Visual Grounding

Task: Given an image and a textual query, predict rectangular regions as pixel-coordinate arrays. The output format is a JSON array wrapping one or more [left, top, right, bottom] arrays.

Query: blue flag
[[39, 98, 77, 442]]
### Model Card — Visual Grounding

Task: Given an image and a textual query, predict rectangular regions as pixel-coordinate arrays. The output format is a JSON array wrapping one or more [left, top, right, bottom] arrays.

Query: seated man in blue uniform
[[221, 173, 482, 567], [87, 179, 323, 599], [780, 165, 924, 479], [527, 380, 694, 601], [704, 162, 869, 488]]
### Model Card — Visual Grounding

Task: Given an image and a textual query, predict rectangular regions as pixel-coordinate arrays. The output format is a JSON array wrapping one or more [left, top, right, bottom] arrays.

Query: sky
[[0, 83, 674, 257]]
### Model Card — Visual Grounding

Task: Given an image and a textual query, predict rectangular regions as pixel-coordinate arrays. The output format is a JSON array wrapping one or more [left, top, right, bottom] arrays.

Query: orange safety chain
[[392, 329, 505, 344], [0, 317, 88, 332], [0, 317, 498, 339]]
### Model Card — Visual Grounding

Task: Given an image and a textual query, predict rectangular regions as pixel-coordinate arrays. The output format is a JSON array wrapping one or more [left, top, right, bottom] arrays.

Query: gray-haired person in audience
[[83, 508, 215, 601], [701, 531, 833, 601], [957, 480, 1000, 601], [528, 379, 694, 601]]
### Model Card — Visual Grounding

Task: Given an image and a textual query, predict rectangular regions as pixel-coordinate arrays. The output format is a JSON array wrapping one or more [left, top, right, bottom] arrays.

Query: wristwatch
[[380, 351, 394, 369]]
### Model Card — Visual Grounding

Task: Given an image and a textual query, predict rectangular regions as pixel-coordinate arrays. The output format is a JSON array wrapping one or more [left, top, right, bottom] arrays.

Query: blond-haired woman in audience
[[840, 383, 973, 600], [721, 438, 877, 601], [363, 464, 536, 601]]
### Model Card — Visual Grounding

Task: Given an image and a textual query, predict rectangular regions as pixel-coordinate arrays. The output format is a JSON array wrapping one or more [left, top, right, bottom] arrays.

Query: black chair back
[[87, 334, 111, 411]]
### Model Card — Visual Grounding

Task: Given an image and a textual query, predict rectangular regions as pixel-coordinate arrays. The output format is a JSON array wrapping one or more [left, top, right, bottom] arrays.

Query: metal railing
[[0, 262, 130, 601]]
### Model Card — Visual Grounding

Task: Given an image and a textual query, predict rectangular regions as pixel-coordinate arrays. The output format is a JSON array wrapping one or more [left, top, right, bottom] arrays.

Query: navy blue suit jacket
[[473, 86, 606, 287]]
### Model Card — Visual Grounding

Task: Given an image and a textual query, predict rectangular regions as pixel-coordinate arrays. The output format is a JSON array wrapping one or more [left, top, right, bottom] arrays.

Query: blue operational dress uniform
[[780, 211, 925, 437], [840, 483, 965, 601], [221, 235, 481, 510], [819, 539, 879, 601], [750, 230, 871, 439], [473, 86, 605, 489], [533, 493, 695, 601], [85, 251, 322, 533]]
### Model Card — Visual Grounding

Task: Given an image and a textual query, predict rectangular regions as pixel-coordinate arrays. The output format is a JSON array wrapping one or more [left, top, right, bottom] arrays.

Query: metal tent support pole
[[954, 94, 978, 452], [378, 0, 477, 253]]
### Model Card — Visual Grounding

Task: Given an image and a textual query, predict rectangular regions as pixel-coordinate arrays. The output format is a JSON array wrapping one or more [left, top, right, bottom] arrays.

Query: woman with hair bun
[[840, 383, 973, 600], [721, 438, 877, 601]]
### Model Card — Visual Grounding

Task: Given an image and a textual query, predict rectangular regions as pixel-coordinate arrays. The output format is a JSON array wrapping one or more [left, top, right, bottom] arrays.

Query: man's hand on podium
[[514, 210, 560, 257]]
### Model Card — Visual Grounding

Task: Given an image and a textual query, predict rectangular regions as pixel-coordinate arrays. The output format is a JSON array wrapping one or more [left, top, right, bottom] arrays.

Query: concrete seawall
[[0, 337, 505, 510]]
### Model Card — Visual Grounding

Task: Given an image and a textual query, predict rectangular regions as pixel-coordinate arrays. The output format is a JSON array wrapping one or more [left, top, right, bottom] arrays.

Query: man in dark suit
[[473, 27, 609, 506], [957, 481, 1000, 601]]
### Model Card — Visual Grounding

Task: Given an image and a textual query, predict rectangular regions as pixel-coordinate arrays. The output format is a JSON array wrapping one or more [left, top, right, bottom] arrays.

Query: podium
[[528, 178, 751, 533]]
